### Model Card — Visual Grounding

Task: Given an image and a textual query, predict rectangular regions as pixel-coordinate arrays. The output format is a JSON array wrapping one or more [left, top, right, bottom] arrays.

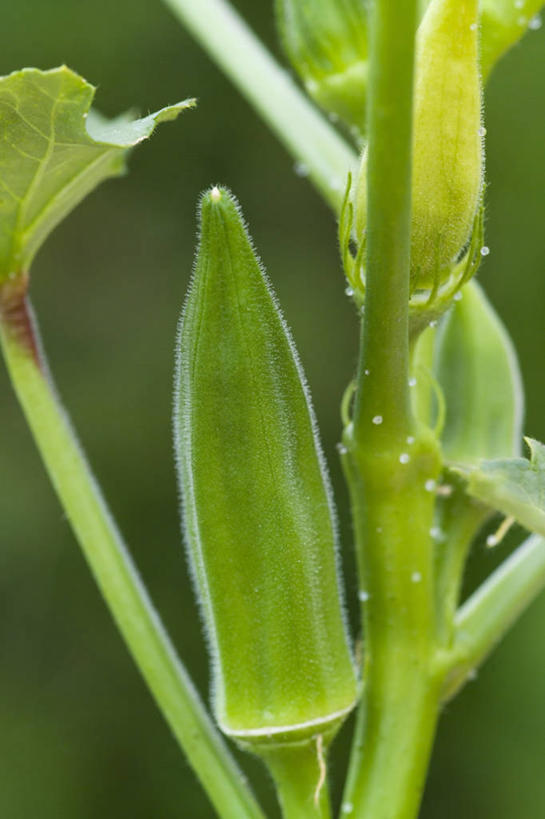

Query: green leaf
[[454, 438, 545, 537], [175, 186, 356, 747], [0, 66, 194, 282]]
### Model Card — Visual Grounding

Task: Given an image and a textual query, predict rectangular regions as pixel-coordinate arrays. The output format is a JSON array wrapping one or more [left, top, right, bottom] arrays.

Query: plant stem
[[342, 2, 444, 817], [261, 740, 332, 819], [434, 490, 490, 645], [161, 0, 358, 212], [352, 0, 418, 444], [0, 278, 264, 819], [442, 532, 545, 700], [340, 445, 441, 819]]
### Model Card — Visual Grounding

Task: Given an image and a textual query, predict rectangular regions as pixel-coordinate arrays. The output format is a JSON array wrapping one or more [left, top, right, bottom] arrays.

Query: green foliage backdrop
[[0, 1, 544, 816]]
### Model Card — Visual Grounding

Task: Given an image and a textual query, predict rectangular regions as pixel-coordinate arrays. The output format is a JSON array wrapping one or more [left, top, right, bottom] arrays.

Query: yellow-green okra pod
[[175, 187, 356, 750]]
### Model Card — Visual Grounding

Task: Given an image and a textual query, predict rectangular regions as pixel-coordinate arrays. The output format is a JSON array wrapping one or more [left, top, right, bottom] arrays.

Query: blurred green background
[[0, 2, 544, 817]]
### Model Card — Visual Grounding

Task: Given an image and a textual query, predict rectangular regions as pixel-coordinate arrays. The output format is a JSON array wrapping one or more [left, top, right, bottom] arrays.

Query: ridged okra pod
[[175, 187, 356, 753]]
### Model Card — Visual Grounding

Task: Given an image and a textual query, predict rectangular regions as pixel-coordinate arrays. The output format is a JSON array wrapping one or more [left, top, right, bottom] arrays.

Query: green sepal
[[0, 66, 194, 282], [453, 439, 545, 539], [175, 186, 357, 748], [480, 1, 544, 79], [434, 280, 524, 464], [275, 0, 368, 139]]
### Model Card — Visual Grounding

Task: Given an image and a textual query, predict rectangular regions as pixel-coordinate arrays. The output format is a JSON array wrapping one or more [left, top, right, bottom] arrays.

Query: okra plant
[[1, 0, 544, 817]]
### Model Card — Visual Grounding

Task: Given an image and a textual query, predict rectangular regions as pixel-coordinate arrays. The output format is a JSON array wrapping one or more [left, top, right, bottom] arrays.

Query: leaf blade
[[0, 66, 194, 280]]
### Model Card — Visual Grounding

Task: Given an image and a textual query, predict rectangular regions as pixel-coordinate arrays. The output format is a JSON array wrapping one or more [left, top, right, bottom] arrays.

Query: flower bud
[[434, 281, 524, 464], [481, 1, 544, 79], [275, 0, 368, 137], [175, 186, 356, 748], [356, 0, 484, 292]]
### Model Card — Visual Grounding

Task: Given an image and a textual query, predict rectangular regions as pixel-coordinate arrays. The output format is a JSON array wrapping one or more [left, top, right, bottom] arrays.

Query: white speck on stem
[[411, 571, 422, 583], [399, 453, 410, 464], [358, 590, 369, 602], [529, 14, 543, 30], [345, 286, 354, 297], [408, 377, 417, 387], [425, 479, 437, 493], [294, 160, 309, 177], [469, 21, 478, 30], [372, 415, 383, 425], [342, 803, 354, 815], [454, 291, 463, 301], [429, 319, 438, 328], [364, 369, 370, 376], [406, 436, 415, 445], [430, 526, 446, 542]]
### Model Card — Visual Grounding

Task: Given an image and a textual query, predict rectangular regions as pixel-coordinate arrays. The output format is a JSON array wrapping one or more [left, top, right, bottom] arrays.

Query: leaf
[[454, 438, 545, 538], [0, 66, 195, 282]]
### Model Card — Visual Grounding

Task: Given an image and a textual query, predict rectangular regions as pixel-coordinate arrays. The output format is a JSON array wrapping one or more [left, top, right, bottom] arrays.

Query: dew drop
[[408, 377, 417, 387], [480, 246, 490, 257], [372, 415, 383, 425], [478, 126, 487, 137], [358, 590, 369, 602], [529, 14, 543, 29], [430, 526, 446, 542], [294, 160, 309, 177], [345, 286, 354, 297], [399, 453, 410, 464], [364, 369, 370, 376], [467, 668, 478, 681], [425, 479, 437, 493], [337, 443, 348, 455], [411, 571, 422, 583], [469, 21, 478, 30], [486, 534, 498, 548], [406, 435, 415, 445], [429, 319, 438, 328], [454, 291, 463, 301], [342, 803, 354, 815], [515, 0, 524, 8]]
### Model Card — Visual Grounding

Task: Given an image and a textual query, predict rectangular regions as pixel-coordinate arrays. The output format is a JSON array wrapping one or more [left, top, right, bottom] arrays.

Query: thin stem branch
[[0, 279, 264, 819], [161, 0, 358, 212], [442, 533, 545, 701], [352, 0, 417, 445]]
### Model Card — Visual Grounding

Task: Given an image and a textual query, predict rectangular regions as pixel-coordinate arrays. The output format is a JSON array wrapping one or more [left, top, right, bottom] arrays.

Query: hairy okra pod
[[175, 187, 356, 751]]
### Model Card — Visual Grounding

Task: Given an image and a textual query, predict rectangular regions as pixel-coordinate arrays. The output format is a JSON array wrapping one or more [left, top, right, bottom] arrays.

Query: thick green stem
[[442, 533, 545, 700], [342, 2, 444, 817], [352, 0, 418, 444], [161, 0, 358, 212], [0, 278, 264, 819], [341, 445, 441, 819], [261, 739, 332, 819]]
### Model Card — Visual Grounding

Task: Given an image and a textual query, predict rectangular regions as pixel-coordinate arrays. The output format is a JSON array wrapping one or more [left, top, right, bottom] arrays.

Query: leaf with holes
[[0, 66, 194, 283]]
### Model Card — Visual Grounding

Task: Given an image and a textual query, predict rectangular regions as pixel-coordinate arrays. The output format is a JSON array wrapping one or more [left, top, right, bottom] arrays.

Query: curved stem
[[161, 0, 358, 212], [434, 489, 490, 645], [442, 532, 545, 701], [0, 278, 264, 819]]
